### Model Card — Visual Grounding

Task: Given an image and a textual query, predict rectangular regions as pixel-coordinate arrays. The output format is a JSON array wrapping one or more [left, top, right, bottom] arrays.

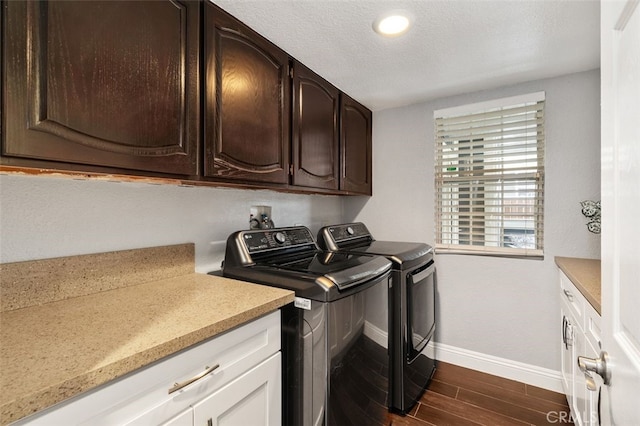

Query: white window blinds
[[434, 92, 545, 258]]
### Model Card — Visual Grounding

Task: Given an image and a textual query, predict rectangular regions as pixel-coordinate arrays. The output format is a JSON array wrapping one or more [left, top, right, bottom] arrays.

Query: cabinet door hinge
[[289, 66, 294, 79], [289, 164, 294, 175]]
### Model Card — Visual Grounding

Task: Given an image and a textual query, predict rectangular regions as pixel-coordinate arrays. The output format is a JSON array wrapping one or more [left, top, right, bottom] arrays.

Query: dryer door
[[406, 261, 435, 361]]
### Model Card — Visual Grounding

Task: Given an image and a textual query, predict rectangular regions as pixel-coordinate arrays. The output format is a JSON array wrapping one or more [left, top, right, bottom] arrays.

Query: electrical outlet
[[249, 205, 273, 229]]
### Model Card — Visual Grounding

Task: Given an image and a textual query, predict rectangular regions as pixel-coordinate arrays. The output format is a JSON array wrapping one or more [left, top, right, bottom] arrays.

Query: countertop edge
[[555, 256, 601, 315]]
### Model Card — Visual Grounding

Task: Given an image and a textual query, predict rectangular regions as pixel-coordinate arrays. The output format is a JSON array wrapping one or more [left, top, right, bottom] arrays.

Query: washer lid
[[343, 241, 433, 269], [317, 223, 433, 268], [222, 226, 392, 301], [269, 251, 391, 290]]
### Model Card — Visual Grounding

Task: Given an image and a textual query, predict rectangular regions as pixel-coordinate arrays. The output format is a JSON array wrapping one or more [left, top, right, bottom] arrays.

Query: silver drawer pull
[[563, 289, 574, 301], [168, 364, 220, 394]]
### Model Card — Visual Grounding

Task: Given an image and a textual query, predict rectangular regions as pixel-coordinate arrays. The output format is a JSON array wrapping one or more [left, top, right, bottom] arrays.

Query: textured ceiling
[[211, 0, 600, 111]]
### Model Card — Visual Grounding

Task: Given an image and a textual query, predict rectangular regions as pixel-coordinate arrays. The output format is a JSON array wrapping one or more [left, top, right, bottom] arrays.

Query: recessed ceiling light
[[373, 12, 411, 37]]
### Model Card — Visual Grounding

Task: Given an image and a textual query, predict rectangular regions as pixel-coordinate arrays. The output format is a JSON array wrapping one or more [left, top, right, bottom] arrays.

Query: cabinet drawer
[[584, 300, 602, 353], [14, 311, 281, 425], [559, 271, 584, 328]]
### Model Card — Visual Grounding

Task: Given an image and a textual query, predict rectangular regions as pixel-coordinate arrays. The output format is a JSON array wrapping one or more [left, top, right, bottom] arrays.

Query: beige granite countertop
[[0, 246, 294, 424], [555, 256, 601, 314]]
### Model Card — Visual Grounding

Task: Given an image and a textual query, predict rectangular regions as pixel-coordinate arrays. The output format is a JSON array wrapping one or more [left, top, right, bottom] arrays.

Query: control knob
[[346, 226, 355, 235], [274, 232, 287, 244]]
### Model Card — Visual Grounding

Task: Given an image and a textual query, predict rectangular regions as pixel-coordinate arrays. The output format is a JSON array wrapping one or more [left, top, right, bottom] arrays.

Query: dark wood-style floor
[[386, 362, 573, 426]]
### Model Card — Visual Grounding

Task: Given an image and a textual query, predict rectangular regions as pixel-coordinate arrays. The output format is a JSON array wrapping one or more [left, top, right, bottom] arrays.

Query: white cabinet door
[[193, 353, 281, 426], [162, 408, 193, 426]]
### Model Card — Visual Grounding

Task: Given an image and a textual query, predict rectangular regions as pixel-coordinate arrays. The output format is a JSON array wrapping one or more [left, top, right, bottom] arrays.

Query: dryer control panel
[[317, 222, 373, 250]]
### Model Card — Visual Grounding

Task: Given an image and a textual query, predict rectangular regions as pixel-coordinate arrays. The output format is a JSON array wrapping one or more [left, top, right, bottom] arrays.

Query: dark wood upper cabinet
[[340, 94, 373, 195], [291, 62, 339, 190], [204, 3, 290, 185], [2, 1, 200, 176], [2, 1, 373, 195]]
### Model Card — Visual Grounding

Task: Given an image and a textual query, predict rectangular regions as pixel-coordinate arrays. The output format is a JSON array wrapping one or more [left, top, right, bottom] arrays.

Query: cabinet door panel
[[2, 1, 200, 175], [292, 62, 339, 189], [193, 353, 281, 426], [161, 408, 192, 426], [205, 4, 290, 184], [340, 94, 372, 195]]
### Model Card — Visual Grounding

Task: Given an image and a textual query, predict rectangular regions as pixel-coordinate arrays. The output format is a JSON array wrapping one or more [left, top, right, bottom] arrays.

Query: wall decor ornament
[[580, 200, 601, 234]]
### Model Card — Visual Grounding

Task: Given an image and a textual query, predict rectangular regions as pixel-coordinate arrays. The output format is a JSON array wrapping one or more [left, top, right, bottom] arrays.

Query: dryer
[[317, 222, 436, 414]]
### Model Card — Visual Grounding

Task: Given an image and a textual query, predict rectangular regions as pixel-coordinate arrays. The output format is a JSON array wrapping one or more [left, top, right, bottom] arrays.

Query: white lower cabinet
[[13, 311, 282, 426], [151, 353, 281, 426], [559, 270, 601, 426]]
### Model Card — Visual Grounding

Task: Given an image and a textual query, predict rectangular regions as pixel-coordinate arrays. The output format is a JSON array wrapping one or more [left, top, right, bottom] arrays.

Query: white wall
[[0, 175, 344, 272], [345, 69, 601, 371]]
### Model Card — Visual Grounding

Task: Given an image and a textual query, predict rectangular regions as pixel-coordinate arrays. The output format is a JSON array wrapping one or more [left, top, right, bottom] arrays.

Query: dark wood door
[[340, 95, 372, 195], [204, 3, 290, 185], [291, 61, 339, 190], [2, 1, 200, 176]]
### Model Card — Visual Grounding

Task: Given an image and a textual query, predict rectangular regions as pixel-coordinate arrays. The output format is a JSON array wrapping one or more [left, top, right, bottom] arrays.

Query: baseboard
[[428, 341, 564, 393], [364, 320, 388, 348], [363, 321, 563, 393]]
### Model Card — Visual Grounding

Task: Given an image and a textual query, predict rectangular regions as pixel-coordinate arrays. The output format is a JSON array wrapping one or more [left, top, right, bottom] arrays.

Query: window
[[434, 92, 545, 258]]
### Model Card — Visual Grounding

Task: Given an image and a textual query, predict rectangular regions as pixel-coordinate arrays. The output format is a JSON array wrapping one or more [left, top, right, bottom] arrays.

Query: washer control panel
[[242, 227, 315, 253]]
